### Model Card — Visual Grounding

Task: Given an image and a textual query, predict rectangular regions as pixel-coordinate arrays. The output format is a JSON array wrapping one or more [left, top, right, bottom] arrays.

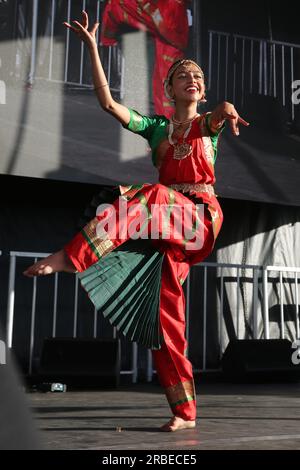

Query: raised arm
[[63, 11, 130, 126]]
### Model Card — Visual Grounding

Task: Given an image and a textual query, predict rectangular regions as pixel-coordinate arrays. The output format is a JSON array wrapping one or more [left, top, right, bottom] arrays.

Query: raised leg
[[23, 249, 77, 277]]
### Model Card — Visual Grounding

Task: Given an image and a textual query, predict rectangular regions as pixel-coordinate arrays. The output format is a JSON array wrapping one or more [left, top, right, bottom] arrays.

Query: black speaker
[[221, 339, 300, 382], [37, 338, 121, 388]]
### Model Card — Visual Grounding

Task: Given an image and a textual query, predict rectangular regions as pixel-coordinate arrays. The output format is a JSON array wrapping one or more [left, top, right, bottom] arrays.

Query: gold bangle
[[208, 113, 224, 132], [94, 83, 109, 91]]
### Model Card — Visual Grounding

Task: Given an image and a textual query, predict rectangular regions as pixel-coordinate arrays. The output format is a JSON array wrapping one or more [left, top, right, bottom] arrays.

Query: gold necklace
[[168, 114, 199, 160], [171, 114, 199, 126]]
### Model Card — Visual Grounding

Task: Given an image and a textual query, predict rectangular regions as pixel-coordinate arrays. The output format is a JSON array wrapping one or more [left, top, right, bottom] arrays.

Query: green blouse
[[123, 108, 222, 167]]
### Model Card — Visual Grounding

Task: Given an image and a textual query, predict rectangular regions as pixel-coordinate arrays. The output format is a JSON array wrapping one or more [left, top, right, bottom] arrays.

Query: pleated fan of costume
[[77, 186, 164, 350]]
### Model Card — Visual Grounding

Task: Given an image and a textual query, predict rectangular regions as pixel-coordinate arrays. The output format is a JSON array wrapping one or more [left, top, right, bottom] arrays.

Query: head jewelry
[[164, 59, 204, 101]]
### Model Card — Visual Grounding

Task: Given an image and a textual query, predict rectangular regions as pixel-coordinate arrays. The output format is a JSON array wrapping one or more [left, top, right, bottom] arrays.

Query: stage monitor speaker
[[221, 339, 300, 382], [38, 337, 121, 388]]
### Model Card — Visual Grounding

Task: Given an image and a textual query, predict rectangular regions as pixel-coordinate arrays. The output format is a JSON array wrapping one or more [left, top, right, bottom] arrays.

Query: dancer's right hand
[[63, 10, 99, 49]]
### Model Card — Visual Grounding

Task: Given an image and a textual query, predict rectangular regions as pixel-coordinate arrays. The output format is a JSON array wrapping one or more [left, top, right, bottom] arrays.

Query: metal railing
[[263, 265, 300, 340], [146, 261, 264, 381], [148, 261, 300, 381], [4, 251, 300, 383], [6, 251, 138, 382], [207, 30, 300, 122], [186, 261, 263, 369], [17, 0, 125, 97]]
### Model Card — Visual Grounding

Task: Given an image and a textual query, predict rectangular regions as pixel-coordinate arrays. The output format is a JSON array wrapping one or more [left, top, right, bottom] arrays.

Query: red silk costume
[[65, 111, 223, 421], [100, 0, 189, 118]]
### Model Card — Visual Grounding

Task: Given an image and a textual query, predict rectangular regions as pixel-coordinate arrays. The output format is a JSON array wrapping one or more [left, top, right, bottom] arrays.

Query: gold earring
[[199, 92, 207, 103]]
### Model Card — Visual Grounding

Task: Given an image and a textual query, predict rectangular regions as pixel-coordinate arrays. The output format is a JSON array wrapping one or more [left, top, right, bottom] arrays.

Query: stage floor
[[28, 381, 300, 450]]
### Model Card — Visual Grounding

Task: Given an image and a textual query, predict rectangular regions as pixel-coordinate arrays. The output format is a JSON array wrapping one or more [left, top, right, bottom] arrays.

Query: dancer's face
[[168, 64, 205, 104]]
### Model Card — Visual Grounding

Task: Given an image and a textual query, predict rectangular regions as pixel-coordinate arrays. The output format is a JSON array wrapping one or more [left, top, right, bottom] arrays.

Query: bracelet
[[208, 113, 224, 131], [94, 83, 109, 91]]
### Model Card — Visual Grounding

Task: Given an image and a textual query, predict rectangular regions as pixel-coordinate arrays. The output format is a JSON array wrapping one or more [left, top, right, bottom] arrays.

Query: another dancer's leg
[[152, 253, 196, 431]]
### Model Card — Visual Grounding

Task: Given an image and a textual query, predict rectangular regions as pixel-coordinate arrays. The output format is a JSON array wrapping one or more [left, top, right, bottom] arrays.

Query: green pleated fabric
[[78, 239, 164, 350]]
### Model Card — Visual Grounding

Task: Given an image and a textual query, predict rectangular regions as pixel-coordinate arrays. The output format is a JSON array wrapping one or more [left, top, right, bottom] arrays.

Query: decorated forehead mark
[[166, 59, 204, 84], [174, 66, 204, 77]]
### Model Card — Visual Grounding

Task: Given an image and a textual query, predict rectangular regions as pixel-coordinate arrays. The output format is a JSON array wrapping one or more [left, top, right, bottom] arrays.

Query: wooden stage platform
[[28, 381, 300, 450]]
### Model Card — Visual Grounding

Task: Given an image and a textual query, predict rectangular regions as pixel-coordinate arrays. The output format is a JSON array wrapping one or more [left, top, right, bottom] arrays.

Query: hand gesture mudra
[[63, 10, 99, 49], [211, 102, 249, 136]]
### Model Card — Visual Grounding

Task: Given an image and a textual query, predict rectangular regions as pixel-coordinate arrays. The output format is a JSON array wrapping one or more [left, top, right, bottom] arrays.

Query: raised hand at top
[[63, 10, 99, 50]]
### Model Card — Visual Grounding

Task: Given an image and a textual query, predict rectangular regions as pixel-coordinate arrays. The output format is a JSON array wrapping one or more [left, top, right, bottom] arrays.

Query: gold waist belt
[[169, 183, 215, 196]]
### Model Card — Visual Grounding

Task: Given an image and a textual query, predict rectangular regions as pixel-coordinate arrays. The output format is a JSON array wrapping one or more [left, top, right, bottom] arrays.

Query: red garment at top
[[100, 0, 189, 117]]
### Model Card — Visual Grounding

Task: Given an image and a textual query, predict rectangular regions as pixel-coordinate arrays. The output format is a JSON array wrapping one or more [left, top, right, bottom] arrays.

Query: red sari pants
[[64, 184, 214, 421]]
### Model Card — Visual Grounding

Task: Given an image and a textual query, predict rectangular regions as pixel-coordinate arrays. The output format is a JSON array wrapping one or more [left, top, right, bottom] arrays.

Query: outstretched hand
[[211, 101, 249, 136], [63, 10, 99, 49]]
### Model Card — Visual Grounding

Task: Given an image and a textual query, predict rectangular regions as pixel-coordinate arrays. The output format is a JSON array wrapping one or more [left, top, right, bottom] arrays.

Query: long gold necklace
[[168, 114, 199, 160]]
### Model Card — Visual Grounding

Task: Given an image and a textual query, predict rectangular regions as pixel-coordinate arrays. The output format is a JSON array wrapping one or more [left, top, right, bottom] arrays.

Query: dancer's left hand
[[210, 101, 249, 136]]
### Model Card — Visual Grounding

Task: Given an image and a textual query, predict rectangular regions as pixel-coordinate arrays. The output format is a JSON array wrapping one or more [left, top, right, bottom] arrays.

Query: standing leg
[[152, 252, 196, 431]]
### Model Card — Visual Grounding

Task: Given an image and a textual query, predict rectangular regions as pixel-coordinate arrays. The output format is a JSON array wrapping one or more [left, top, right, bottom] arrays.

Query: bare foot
[[23, 249, 77, 277], [160, 416, 196, 432]]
